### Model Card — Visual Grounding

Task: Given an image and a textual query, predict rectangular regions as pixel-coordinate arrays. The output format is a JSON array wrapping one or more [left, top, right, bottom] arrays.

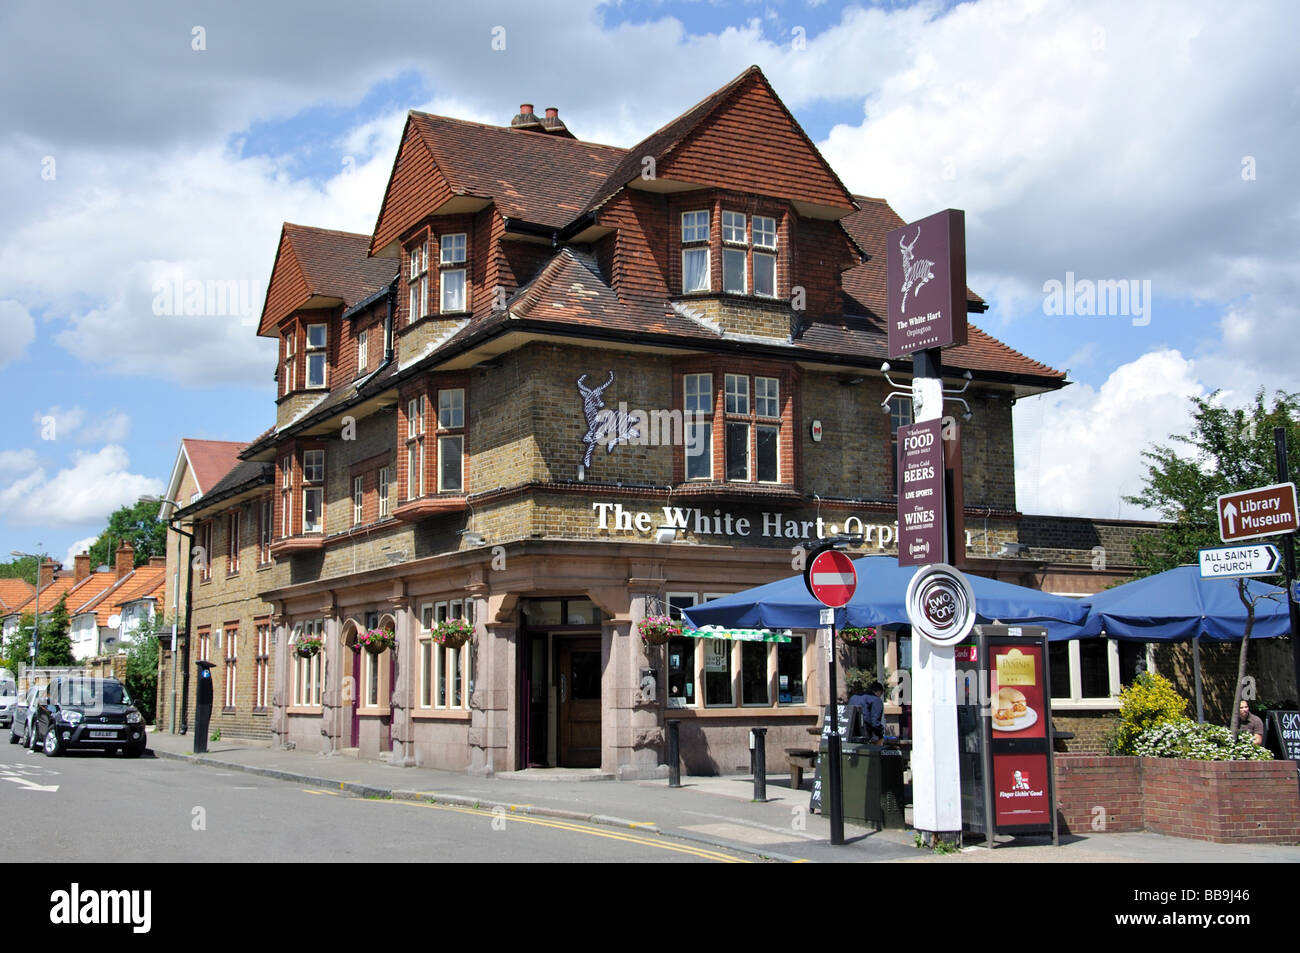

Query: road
[[0, 748, 757, 863]]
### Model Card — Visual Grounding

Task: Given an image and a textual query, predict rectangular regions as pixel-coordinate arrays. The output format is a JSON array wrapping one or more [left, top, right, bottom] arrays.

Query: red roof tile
[[258, 224, 398, 336], [0, 579, 34, 613], [183, 439, 247, 497]]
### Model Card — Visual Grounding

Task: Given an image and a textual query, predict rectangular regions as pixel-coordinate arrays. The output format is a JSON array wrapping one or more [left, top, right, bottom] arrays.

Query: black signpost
[[1275, 428, 1300, 711], [1267, 710, 1300, 763]]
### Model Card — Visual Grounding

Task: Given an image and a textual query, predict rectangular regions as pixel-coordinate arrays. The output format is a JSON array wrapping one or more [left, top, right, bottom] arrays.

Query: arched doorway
[[339, 619, 362, 749]]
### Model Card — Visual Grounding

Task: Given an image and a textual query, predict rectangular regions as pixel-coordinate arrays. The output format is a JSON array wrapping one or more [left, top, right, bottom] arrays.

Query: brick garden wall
[[1055, 754, 1300, 844]]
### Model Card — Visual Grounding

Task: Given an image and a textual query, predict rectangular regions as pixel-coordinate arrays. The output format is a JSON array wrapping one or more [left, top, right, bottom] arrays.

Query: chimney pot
[[545, 107, 558, 119], [115, 542, 135, 580], [38, 558, 58, 590], [519, 104, 534, 115], [74, 552, 90, 583]]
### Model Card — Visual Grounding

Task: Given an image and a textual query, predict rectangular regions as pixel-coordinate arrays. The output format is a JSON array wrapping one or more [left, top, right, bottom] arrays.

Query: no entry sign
[[1217, 482, 1298, 543], [806, 549, 858, 609]]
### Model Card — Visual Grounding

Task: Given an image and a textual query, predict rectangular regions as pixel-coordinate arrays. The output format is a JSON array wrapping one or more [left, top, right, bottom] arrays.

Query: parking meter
[[194, 660, 215, 753]]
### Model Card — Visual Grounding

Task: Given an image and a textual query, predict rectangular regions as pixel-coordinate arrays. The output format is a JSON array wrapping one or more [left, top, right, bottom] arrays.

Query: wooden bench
[[785, 748, 817, 790]]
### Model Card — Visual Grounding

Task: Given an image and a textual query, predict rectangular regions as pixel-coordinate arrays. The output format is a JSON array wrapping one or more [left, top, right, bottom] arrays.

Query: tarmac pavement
[[145, 731, 1300, 863]]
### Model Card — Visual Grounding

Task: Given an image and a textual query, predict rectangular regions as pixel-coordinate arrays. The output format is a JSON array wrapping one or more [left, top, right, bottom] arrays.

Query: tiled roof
[[0, 579, 34, 613], [109, 566, 168, 614], [183, 439, 246, 497], [67, 572, 132, 627], [177, 460, 273, 519], [8, 571, 118, 620], [258, 224, 398, 336]]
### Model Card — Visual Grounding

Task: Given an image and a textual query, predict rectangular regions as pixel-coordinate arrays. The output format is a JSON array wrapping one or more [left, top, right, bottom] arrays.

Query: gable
[[258, 228, 310, 337], [649, 71, 856, 218], [370, 116, 456, 258]]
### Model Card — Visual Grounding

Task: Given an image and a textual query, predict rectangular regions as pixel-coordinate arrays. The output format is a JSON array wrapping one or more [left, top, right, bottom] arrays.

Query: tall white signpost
[[886, 209, 969, 840]]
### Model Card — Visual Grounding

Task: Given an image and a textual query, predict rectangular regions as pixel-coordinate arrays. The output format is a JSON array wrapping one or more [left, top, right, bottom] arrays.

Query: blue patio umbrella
[[681, 555, 1091, 638], [1079, 565, 1290, 642]]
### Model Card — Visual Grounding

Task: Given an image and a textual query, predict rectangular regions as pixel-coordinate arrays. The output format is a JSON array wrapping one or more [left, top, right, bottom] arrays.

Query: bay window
[[684, 373, 713, 480], [305, 324, 327, 388], [437, 387, 464, 492], [282, 329, 296, 395], [666, 592, 807, 709], [440, 233, 467, 312], [722, 210, 746, 294], [681, 210, 710, 293], [302, 449, 324, 533], [280, 456, 292, 538], [408, 239, 428, 323]]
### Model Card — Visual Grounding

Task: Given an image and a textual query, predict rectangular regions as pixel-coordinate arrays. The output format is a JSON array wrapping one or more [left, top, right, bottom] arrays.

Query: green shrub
[[1133, 720, 1273, 761], [1110, 672, 1188, 755], [845, 668, 875, 696]]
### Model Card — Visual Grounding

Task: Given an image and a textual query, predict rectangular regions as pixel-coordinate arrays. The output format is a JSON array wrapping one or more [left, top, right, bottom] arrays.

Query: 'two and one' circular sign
[[905, 563, 976, 646], [806, 549, 858, 609]]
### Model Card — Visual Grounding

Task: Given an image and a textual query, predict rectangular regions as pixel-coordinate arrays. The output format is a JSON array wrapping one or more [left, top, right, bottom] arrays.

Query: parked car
[[0, 674, 17, 731], [8, 685, 45, 747], [32, 677, 146, 757]]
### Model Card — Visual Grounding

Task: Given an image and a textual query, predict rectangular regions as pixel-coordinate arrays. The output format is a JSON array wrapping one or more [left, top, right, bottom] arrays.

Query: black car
[[32, 677, 146, 757]]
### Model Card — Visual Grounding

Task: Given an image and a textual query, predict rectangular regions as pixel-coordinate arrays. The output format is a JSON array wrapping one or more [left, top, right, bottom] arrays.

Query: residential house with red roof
[[169, 67, 1085, 770]]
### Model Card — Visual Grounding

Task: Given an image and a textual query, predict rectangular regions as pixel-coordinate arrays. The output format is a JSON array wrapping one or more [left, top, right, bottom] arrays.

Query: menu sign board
[[886, 208, 968, 358], [809, 704, 859, 814], [897, 419, 946, 567], [990, 646, 1046, 740], [1268, 710, 1300, 762]]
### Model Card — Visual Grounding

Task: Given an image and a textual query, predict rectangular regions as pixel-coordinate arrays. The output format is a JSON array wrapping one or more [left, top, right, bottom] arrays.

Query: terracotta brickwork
[[1056, 754, 1300, 844]]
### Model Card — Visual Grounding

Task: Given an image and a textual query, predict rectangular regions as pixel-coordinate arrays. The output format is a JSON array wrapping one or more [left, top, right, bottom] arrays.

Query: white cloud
[[63, 535, 100, 570], [1015, 349, 1204, 519], [0, 445, 164, 528], [32, 405, 84, 442], [29, 406, 131, 444], [78, 411, 132, 445], [0, 300, 35, 369], [0, 449, 40, 478]]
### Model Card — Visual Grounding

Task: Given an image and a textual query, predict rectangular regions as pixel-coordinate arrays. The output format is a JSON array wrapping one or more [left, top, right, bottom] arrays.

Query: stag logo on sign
[[50, 883, 151, 933], [898, 227, 935, 314]]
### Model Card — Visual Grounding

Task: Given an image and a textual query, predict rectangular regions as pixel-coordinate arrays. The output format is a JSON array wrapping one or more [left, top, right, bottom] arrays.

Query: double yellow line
[[304, 788, 749, 862]]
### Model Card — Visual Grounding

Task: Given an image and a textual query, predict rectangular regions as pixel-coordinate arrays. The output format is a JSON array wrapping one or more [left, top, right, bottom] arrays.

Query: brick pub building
[[170, 67, 1096, 774]]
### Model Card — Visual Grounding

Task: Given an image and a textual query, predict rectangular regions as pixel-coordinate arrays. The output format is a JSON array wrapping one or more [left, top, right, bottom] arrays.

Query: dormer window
[[357, 328, 368, 373], [305, 324, 327, 388], [440, 233, 467, 312], [682, 210, 710, 293], [408, 239, 429, 324]]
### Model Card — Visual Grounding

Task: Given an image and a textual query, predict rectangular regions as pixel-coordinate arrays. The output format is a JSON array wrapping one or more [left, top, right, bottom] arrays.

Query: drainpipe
[[383, 281, 395, 364]]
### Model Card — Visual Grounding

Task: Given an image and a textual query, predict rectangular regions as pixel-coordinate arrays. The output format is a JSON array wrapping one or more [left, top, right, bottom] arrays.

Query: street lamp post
[[139, 494, 192, 734], [10, 548, 44, 689]]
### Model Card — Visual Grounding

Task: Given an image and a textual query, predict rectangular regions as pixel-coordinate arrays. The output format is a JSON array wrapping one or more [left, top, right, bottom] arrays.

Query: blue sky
[[2, 0, 1298, 565]]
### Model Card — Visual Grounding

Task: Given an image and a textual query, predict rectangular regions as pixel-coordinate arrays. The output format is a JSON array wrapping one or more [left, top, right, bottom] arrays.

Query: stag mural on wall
[[577, 371, 640, 471]]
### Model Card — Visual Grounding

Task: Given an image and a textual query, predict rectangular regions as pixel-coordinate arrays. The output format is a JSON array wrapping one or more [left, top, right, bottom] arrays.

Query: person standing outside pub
[[849, 681, 886, 742], [1236, 699, 1265, 745]]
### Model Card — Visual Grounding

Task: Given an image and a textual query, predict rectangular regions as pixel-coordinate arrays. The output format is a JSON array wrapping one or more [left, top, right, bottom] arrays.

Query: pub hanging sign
[[886, 208, 968, 358]]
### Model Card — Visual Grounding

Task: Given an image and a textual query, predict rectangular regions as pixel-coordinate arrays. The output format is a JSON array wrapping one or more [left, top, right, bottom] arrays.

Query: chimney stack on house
[[510, 104, 574, 138], [74, 552, 90, 583], [510, 104, 542, 130], [148, 555, 167, 567], [115, 542, 135, 580], [38, 559, 58, 589]]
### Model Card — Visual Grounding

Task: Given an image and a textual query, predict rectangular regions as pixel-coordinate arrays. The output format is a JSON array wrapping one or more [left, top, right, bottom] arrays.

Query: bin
[[823, 742, 907, 829]]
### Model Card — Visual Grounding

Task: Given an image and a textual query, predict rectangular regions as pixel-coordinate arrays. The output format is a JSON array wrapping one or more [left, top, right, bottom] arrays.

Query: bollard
[[667, 719, 681, 787], [752, 727, 768, 801]]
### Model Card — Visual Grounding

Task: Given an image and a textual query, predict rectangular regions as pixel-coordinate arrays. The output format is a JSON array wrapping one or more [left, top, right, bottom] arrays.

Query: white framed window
[[753, 214, 777, 298], [681, 210, 709, 243], [681, 210, 710, 294], [223, 625, 238, 709], [441, 268, 466, 312], [305, 324, 327, 388], [227, 511, 240, 574], [753, 215, 777, 249], [259, 497, 273, 565], [302, 449, 324, 533], [440, 233, 467, 265], [282, 330, 296, 394], [280, 456, 292, 539], [254, 622, 271, 709], [292, 620, 323, 708], [198, 522, 213, 582], [722, 210, 746, 244], [353, 475, 364, 526], [437, 388, 465, 493], [378, 466, 391, 518], [408, 240, 428, 323], [1049, 639, 1155, 709], [405, 396, 425, 500], [755, 377, 779, 418], [422, 599, 472, 710], [723, 247, 746, 294], [684, 373, 713, 481], [724, 374, 749, 415], [357, 329, 368, 373]]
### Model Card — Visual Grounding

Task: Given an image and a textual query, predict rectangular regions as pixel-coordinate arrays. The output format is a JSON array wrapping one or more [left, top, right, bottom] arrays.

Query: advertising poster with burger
[[989, 644, 1052, 827]]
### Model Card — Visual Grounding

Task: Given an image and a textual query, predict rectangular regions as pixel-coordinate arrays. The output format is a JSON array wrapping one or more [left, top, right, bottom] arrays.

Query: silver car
[[0, 677, 16, 730], [7, 685, 46, 748]]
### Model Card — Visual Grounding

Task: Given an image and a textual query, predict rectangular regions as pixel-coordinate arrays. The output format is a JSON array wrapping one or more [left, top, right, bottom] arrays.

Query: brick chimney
[[115, 542, 135, 579], [510, 103, 543, 131], [148, 555, 167, 567], [539, 106, 574, 138], [38, 558, 58, 589], [74, 552, 90, 583]]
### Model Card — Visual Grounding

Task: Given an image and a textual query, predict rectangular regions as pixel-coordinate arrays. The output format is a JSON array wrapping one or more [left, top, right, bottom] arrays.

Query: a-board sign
[[1268, 710, 1300, 763], [809, 704, 859, 814], [897, 418, 947, 567]]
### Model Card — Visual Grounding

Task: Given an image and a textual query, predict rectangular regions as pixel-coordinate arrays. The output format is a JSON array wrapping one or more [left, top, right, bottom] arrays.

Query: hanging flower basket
[[295, 633, 323, 658], [839, 627, 877, 646], [357, 627, 396, 655], [638, 616, 681, 646], [433, 618, 474, 649]]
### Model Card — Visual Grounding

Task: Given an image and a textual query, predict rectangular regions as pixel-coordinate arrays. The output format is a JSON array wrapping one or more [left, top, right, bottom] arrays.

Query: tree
[[1125, 389, 1300, 576], [86, 499, 169, 569], [3, 596, 76, 669], [0, 554, 38, 585], [122, 613, 162, 723]]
